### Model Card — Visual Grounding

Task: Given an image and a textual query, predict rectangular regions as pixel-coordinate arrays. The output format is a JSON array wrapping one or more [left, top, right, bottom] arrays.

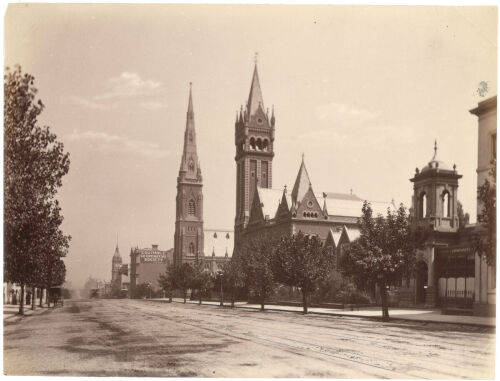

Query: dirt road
[[4, 299, 495, 378]]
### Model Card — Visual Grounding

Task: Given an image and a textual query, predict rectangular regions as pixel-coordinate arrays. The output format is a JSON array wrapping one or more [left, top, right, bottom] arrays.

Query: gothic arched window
[[256, 138, 263, 151], [188, 199, 196, 216], [250, 137, 256, 150], [188, 242, 195, 255], [419, 192, 427, 218], [188, 160, 194, 172], [442, 191, 450, 217], [263, 139, 269, 151]]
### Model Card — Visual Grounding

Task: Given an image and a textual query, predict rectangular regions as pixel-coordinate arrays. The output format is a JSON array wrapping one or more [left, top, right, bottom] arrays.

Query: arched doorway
[[416, 261, 428, 304]]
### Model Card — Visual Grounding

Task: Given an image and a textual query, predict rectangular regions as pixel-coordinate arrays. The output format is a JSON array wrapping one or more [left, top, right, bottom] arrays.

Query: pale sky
[[4, 4, 497, 288]]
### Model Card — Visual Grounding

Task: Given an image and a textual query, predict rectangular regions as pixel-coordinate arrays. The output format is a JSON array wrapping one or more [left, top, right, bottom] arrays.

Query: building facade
[[129, 245, 174, 294], [173, 84, 205, 266], [470, 95, 496, 316], [397, 95, 496, 316]]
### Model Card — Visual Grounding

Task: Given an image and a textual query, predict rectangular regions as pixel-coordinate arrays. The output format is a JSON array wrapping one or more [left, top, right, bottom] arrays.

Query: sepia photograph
[[3, 3, 497, 378]]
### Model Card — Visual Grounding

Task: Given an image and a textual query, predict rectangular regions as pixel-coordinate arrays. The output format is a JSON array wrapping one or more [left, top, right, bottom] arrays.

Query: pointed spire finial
[[432, 139, 438, 160], [254, 51, 258, 65], [187, 82, 194, 117], [302, 152, 305, 162]]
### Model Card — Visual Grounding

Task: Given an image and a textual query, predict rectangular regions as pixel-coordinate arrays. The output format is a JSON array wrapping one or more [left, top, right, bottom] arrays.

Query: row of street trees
[[158, 203, 422, 321], [4, 66, 70, 314]]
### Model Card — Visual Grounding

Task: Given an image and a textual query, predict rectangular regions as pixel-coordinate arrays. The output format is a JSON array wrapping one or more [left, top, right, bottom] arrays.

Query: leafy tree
[[273, 232, 334, 314], [241, 237, 277, 311], [477, 159, 496, 266], [339, 202, 420, 321], [158, 263, 175, 302], [171, 263, 195, 303], [4, 66, 70, 314], [221, 256, 245, 308], [191, 260, 213, 305], [457, 201, 470, 230], [133, 282, 151, 299]]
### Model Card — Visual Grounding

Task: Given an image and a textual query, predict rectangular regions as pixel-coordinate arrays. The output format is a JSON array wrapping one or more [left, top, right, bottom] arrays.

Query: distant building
[[203, 229, 233, 273], [129, 245, 174, 294], [111, 244, 123, 294]]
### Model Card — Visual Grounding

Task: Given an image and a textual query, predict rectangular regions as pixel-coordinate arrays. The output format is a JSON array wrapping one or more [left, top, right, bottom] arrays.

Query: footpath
[[3, 304, 53, 323], [148, 298, 496, 328]]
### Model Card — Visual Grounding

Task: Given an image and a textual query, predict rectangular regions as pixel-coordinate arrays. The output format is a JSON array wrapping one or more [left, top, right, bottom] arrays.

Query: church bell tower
[[234, 57, 275, 249], [173, 83, 204, 266]]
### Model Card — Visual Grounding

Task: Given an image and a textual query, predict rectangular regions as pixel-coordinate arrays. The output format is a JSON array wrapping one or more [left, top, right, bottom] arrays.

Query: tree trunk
[[380, 283, 390, 321], [199, 290, 202, 305], [183, 290, 187, 304], [168, 293, 172, 303], [31, 287, 35, 310], [231, 289, 235, 308], [302, 289, 308, 314], [260, 292, 265, 311], [18, 284, 25, 315], [39, 288, 43, 307]]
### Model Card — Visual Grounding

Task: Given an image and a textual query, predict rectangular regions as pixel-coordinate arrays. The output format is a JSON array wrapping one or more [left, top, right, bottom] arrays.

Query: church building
[[173, 84, 233, 270], [233, 62, 394, 256]]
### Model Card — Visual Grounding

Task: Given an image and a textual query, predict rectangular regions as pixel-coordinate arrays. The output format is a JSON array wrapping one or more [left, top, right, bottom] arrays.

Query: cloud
[[68, 96, 117, 111], [66, 130, 170, 159], [315, 101, 381, 123], [70, 72, 165, 111], [94, 72, 162, 101]]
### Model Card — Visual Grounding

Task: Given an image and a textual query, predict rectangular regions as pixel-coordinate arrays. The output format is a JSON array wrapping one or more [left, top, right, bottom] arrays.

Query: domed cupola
[[410, 141, 462, 232], [420, 140, 454, 174]]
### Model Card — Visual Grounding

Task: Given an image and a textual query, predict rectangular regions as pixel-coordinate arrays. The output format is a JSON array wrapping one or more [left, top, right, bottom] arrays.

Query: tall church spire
[[179, 82, 201, 182], [247, 62, 265, 118]]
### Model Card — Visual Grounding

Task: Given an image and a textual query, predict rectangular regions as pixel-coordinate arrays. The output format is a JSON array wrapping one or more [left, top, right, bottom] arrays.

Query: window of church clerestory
[[419, 193, 427, 218], [442, 191, 450, 218], [189, 242, 195, 255], [188, 199, 196, 215]]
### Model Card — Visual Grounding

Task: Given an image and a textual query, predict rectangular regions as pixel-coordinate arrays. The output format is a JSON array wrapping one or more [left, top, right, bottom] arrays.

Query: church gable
[[248, 187, 265, 225], [295, 186, 325, 219]]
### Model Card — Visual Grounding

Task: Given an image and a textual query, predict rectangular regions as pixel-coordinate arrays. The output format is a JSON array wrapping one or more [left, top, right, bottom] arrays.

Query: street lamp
[[220, 272, 224, 306]]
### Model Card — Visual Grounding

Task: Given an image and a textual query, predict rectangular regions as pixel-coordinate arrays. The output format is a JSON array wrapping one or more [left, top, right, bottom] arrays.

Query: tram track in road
[[135, 300, 493, 379], [140, 300, 492, 378], [122, 302, 438, 379]]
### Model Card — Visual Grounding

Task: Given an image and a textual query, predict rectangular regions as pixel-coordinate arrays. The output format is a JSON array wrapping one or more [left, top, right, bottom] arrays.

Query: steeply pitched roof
[[291, 157, 312, 205], [204, 229, 233, 258], [343, 225, 361, 242], [247, 64, 265, 117], [257, 187, 283, 220], [324, 193, 395, 218], [328, 229, 342, 247]]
